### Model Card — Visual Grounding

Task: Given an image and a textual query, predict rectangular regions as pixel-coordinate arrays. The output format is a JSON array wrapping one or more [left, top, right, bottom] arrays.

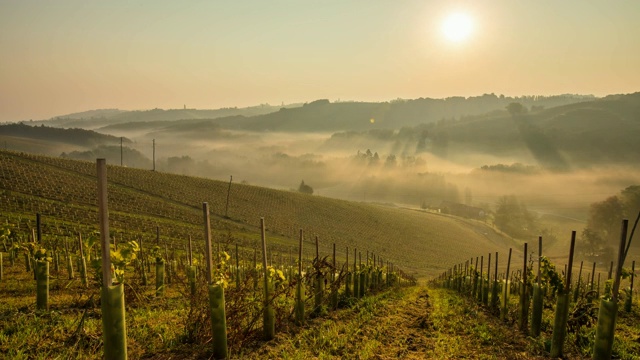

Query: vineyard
[[434, 227, 640, 359], [0, 149, 512, 276], [1, 149, 639, 359]]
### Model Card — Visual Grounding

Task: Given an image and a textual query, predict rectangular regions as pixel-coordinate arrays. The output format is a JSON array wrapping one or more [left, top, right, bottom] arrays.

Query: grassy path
[[246, 286, 545, 359]]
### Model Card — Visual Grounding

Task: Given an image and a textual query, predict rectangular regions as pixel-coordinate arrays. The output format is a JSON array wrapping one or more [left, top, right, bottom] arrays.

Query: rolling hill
[[0, 150, 516, 278]]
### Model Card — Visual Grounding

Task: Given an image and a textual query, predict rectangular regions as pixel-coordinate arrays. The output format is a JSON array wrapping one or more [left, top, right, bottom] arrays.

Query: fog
[[105, 124, 640, 227]]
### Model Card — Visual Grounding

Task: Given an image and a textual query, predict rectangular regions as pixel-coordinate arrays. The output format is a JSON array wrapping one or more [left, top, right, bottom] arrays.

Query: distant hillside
[[324, 92, 640, 168], [34, 94, 592, 134], [0, 150, 514, 277], [39, 104, 303, 130], [49, 108, 125, 120], [0, 123, 131, 148], [201, 94, 594, 133]]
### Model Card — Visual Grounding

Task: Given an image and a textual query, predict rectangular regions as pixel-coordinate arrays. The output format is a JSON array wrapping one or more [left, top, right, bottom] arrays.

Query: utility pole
[[225, 175, 232, 218]]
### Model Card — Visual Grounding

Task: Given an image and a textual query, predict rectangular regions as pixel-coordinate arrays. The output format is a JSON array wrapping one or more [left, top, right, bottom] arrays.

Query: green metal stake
[[625, 260, 635, 312], [593, 220, 629, 360], [551, 231, 576, 358], [35, 260, 49, 310], [531, 237, 543, 337], [260, 218, 275, 340], [67, 254, 74, 280], [295, 229, 305, 325], [203, 202, 229, 358], [97, 158, 127, 360], [501, 249, 512, 321], [209, 284, 228, 359], [155, 259, 165, 297]]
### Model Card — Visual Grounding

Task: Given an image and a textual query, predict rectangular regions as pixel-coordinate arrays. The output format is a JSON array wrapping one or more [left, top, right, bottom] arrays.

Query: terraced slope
[[0, 150, 514, 277]]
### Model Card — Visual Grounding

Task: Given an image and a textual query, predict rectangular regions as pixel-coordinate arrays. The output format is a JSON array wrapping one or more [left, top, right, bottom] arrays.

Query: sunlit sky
[[1, 0, 639, 122]]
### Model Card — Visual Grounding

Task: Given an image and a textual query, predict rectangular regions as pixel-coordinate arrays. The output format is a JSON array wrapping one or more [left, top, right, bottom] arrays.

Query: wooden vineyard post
[[261, 218, 275, 340], [204, 202, 228, 359], [501, 248, 512, 321], [491, 252, 499, 310], [477, 256, 484, 302], [314, 236, 324, 314], [186, 235, 196, 296], [590, 262, 596, 292], [550, 231, 576, 358], [531, 237, 543, 337], [235, 243, 240, 289], [97, 159, 127, 360], [0, 252, 2, 282], [574, 261, 583, 303], [53, 250, 59, 277], [345, 247, 351, 297], [165, 245, 172, 285], [155, 228, 165, 297], [472, 257, 478, 298], [359, 252, 365, 296], [377, 256, 383, 290], [224, 175, 232, 218], [250, 249, 257, 291], [625, 260, 635, 312], [79, 233, 87, 287], [365, 251, 370, 291], [36, 213, 41, 244], [484, 253, 490, 305], [139, 237, 148, 286], [331, 243, 338, 310], [353, 248, 359, 298], [295, 229, 305, 325], [593, 220, 629, 360], [65, 240, 74, 280], [519, 242, 529, 332]]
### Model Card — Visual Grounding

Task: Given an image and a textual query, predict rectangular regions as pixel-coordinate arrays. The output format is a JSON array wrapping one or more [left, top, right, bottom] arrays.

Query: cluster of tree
[[475, 163, 541, 175], [582, 185, 640, 259], [493, 195, 540, 239], [298, 180, 313, 195], [61, 145, 151, 169], [354, 149, 381, 166], [329, 124, 448, 158], [352, 149, 426, 168]]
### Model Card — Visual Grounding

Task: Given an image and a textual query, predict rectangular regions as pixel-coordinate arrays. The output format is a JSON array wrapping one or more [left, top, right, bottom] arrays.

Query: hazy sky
[[1, 0, 638, 122]]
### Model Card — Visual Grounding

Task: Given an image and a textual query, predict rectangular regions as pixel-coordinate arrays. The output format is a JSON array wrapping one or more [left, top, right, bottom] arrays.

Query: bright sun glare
[[441, 13, 474, 42]]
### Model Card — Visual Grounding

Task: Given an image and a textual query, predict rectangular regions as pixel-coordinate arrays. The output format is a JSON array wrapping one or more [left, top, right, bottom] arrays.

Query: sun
[[441, 13, 474, 42]]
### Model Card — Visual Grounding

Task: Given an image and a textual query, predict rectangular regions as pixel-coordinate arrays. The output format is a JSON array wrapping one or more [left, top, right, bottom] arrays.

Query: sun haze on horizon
[[441, 12, 474, 43]]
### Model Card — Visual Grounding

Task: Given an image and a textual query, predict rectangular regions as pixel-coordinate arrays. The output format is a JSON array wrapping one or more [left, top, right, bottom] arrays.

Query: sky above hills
[[1, 0, 639, 122]]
